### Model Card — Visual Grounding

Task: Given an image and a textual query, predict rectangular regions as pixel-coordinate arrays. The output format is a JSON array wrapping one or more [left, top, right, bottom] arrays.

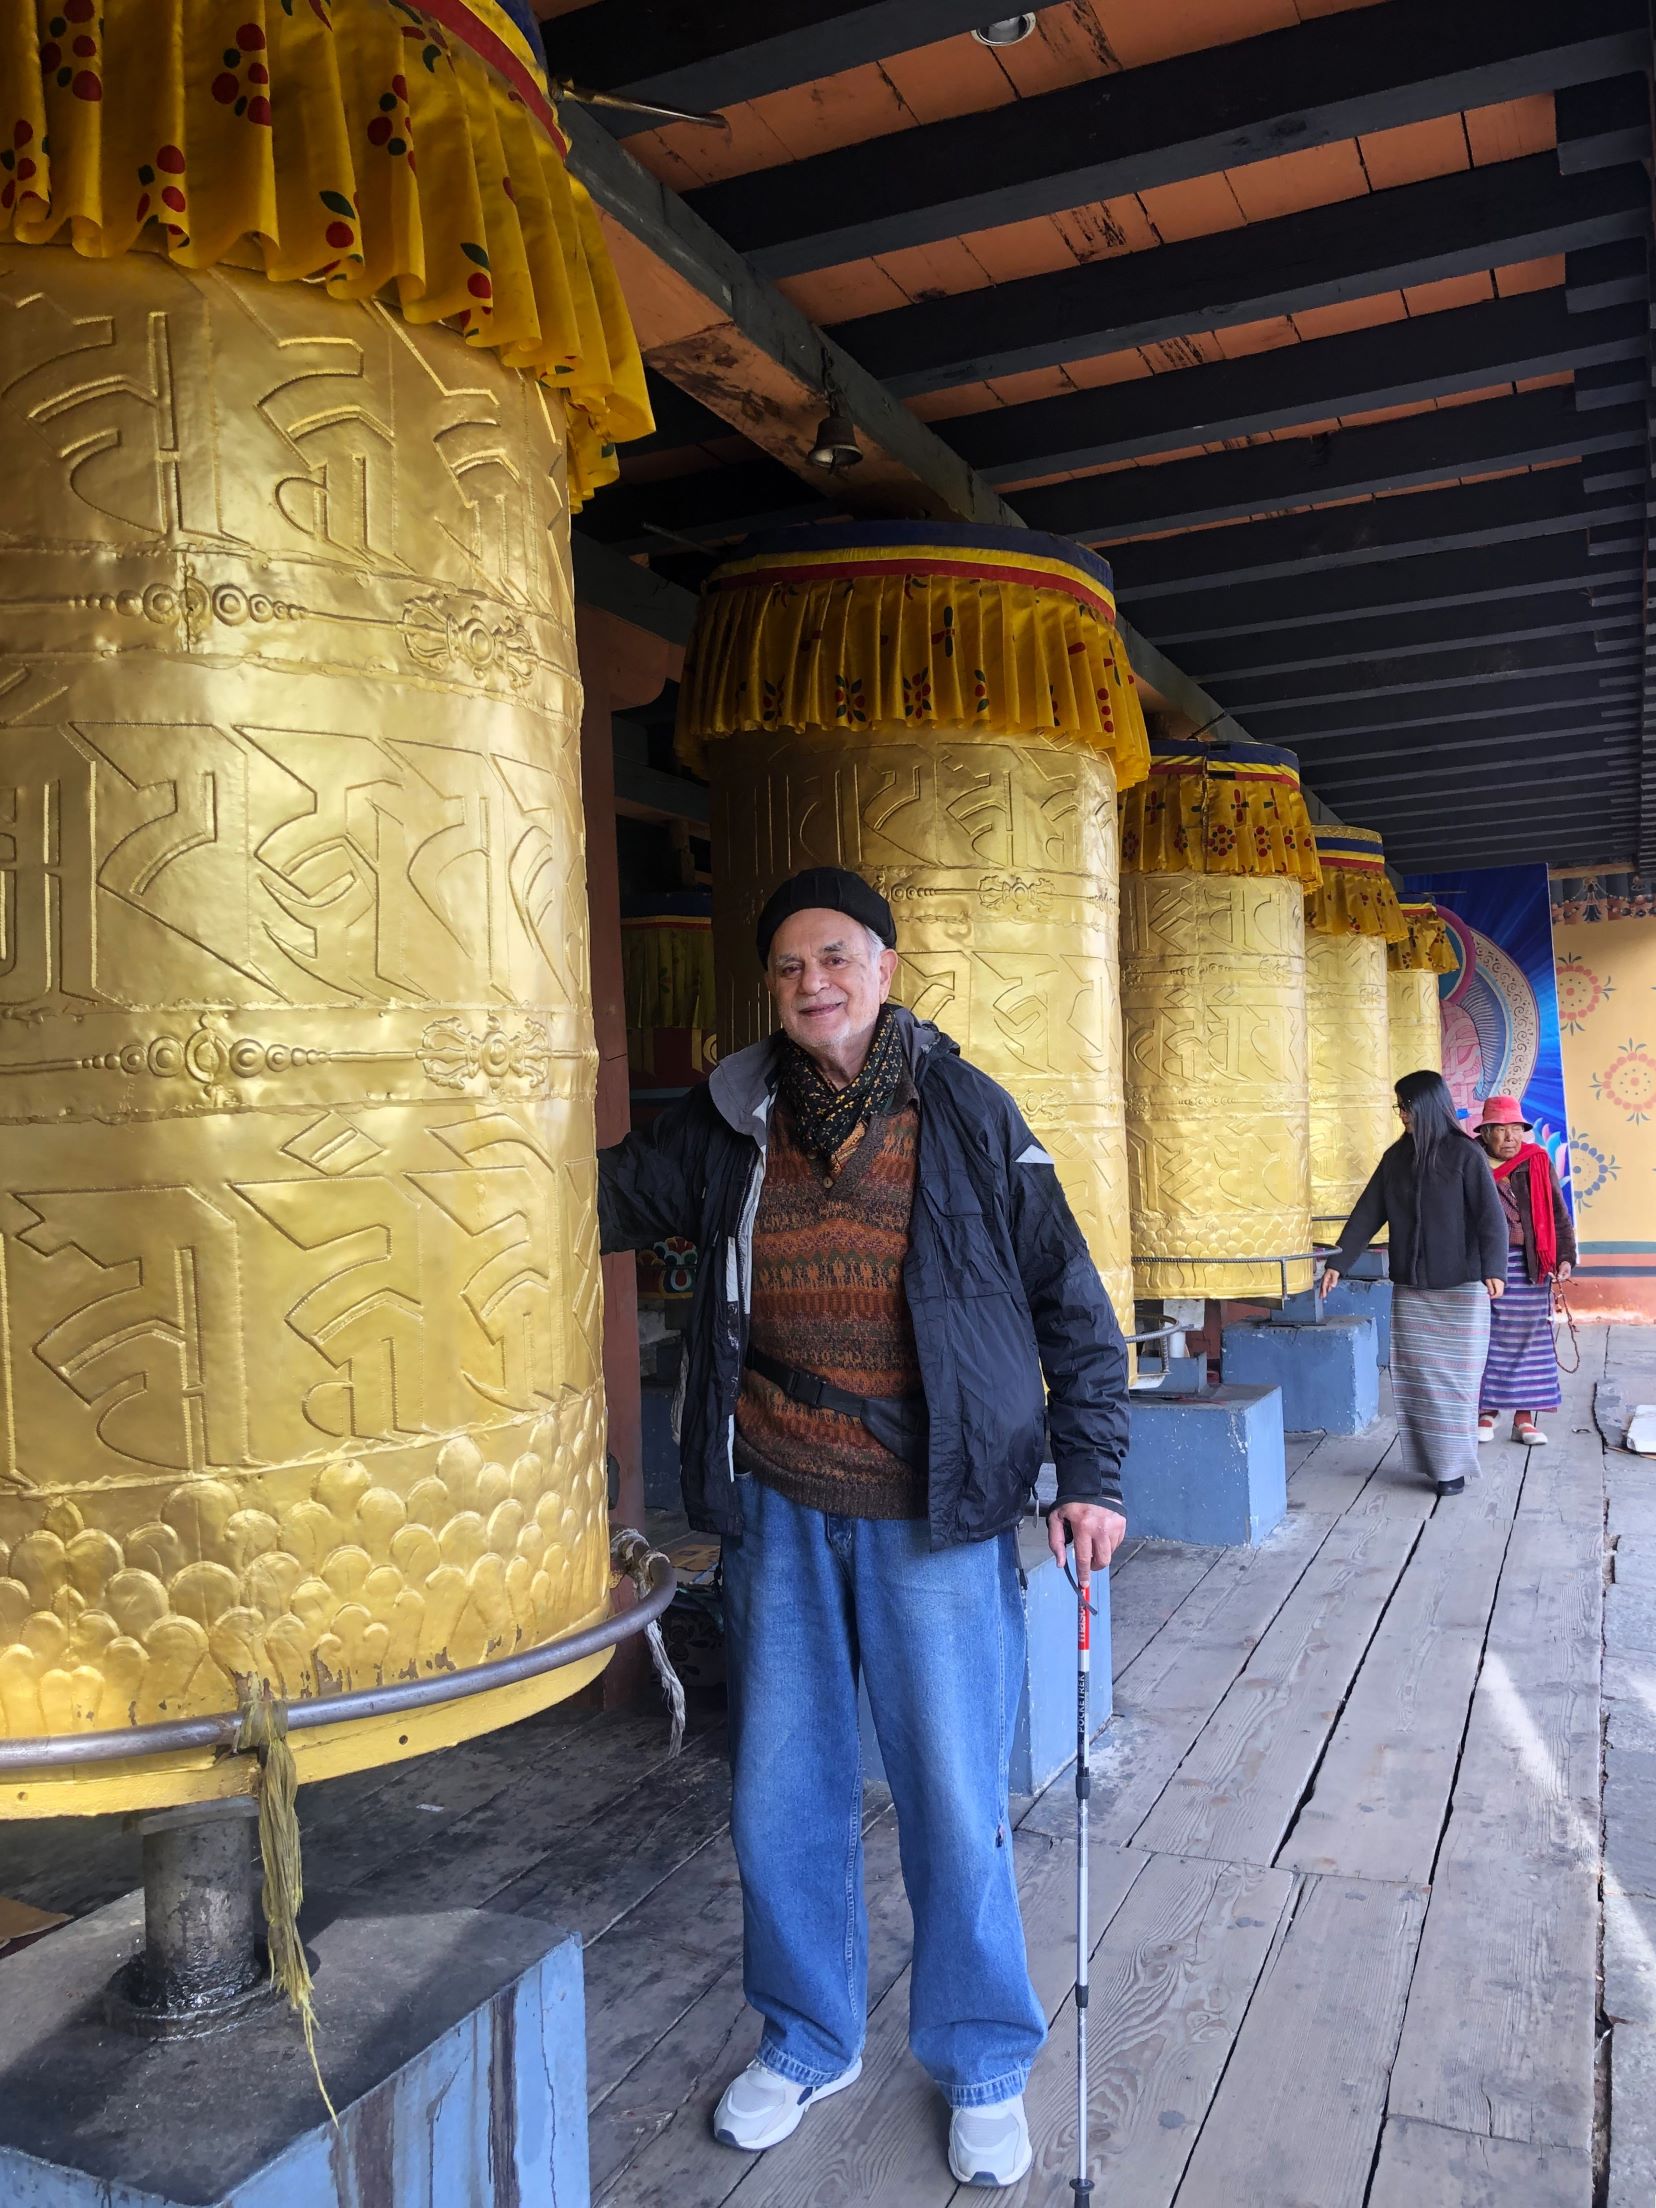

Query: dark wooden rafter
[[945, 296, 1646, 483], [1291, 714, 1641, 766], [1186, 596, 1633, 682], [1153, 538, 1641, 645], [1112, 473, 1639, 597], [833, 159, 1650, 397], [1556, 72, 1655, 171], [685, 0, 1648, 274], [1247, 671, 1637, 741], [1024, 391, 1646, 540], [539, 1, 1037, 136], [1219, 632, 1639, 716]]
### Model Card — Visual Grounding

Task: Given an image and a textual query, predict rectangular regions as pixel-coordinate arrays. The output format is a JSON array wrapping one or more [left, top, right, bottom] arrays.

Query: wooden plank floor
[[2, 1329, 1643, 2205]]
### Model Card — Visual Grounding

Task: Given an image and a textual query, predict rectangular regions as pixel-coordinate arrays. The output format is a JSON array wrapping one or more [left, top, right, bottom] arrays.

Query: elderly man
[[597, 865, 1129, 2188]]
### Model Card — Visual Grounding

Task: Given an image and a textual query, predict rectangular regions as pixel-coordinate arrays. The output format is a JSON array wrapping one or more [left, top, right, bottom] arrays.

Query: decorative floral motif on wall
[[1593, 1040, 1656, 1125], [1569, 1136, 1619, 1206], [1556, 955, 1611, 1033]]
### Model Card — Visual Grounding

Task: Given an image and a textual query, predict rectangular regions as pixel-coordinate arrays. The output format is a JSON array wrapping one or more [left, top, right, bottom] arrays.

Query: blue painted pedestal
[[1117, 1383, 1287, 1547], [1322, 1274, 1393, 1367], [1223, 1314, 1380, 1435], [0, 1893, 589, 2207], [860, 1515, 1104, 1797]]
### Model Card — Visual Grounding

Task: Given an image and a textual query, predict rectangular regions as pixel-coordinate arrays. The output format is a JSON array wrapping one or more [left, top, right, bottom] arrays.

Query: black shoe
[[1435, 1478, 1466, 1496]]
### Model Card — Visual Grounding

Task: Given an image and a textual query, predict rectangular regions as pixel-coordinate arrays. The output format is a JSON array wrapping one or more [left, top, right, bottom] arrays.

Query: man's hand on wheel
[[1047, 1499, 1128, 1582]]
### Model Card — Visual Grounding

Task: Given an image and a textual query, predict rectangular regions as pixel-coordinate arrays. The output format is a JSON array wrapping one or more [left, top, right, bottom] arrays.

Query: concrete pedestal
[[860, 1516, 1105, 1798], [1223, 1314, 1380, 1436], [1118, 1383, 1287, 1547], [1322, 1274, 1393, 1368], [0, 1892, 588, 2207]]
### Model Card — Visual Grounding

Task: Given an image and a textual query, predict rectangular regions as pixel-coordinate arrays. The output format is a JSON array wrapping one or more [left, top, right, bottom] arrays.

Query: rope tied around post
[[234, 1681, 336, 2122], [612, 1527, 686, 1758]]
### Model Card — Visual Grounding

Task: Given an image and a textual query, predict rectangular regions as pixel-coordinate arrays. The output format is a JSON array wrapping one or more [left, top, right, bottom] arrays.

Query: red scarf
[[1492, 1142, 1557, 1276]]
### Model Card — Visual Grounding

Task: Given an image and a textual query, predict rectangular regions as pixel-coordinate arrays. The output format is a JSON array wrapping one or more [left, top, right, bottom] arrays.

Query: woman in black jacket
[[1321, 1069, 1508, 1496]]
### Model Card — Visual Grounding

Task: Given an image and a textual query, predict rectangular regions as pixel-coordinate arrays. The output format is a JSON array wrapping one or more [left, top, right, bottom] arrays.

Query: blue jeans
[[721, 1479, 1045, 2108]]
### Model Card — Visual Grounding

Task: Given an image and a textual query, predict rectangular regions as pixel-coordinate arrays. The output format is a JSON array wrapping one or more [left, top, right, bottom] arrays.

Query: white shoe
[[711, 2055, 862, 2151], [949, 2095, 1034, 2187], [1477, 1416, 1496, 1443]]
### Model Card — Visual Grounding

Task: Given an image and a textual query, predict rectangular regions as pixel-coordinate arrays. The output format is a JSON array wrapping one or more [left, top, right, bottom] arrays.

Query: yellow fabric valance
[[1389, 900, 1455, 974], [621, 914, 715, 1035], [1119, 738, 1321, 886], [0, 0, 650, 507], [1305, 824, 1409, 942], [675, 522, 1150, 787]]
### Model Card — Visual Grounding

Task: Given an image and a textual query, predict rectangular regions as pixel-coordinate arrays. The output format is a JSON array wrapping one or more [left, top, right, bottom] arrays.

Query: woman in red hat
[[1475, 1097, 1575, 1445]]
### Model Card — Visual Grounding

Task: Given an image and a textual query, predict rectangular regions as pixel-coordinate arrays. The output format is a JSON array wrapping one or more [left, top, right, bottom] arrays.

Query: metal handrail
[[0, 1552, 678, 1776]]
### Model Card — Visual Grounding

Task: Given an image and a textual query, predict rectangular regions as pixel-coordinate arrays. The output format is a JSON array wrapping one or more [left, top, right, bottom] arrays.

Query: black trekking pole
[[1068, 1556, 1096, 2205]]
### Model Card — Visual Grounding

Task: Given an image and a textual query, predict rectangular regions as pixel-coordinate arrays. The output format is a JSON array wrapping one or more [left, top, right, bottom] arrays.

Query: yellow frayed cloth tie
[[236, 1682, 336, 2122]]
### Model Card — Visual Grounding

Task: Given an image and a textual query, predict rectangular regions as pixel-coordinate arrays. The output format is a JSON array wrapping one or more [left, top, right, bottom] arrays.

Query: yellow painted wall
[[1556, 917, 1656, 1315]]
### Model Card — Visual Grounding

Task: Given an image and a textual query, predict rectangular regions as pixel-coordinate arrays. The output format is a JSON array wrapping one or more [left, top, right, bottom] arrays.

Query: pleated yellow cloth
[[1389, 900, 1456, 973], [621, 914, 716, 1034], [676, 522, 1149, 785], [0, 0, 650, 505], [1120, 737, 1321, 886], [1306, 824, 1408, 941]]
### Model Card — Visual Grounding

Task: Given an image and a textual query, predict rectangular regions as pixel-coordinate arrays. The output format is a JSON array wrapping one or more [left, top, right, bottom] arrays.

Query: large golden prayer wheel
[[1388, 901, 1450, 1082], [1304, 826, 1409, 1240], [0, 0, 650, 1814], [677, 524, 1150, 1332], [1120, 740, 1319, 1300]]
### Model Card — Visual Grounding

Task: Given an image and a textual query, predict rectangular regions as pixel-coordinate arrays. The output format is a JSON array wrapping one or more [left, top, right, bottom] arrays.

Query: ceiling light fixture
[[808, 359, 863, 473], [971, 14, 1037, 46]]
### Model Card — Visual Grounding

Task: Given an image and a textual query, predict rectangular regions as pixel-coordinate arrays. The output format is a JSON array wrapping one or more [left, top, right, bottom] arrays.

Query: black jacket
[[1331, 1132, 1508, 1289], [597, 1007, 1130, 1548]]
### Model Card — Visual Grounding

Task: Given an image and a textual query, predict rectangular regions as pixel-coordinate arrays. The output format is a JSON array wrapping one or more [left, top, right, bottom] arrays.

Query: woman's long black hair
[[1394, 1068, 1464, 1190]]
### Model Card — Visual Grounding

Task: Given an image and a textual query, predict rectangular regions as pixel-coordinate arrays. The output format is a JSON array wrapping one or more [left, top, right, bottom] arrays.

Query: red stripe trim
[[413, 0, 566, 152], [1318, 854, 1388, 872], [711, 554, 1118, 623]]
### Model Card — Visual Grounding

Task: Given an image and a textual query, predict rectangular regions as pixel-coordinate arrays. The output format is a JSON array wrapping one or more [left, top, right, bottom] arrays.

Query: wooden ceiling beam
[[687, 0, 1647, 274], [540, 1, 1037, 136], [1187, 596, 1630, 682], [1023, 390, 1646, 540], [1111, 472, 1637, 597], [1218, 630, 1639, 716], [947, 296, 1645, 483], [836, 159, 1650, 397], [1246, 670, 1637, 741], [1291, 714, 1641, 766], [1145, 537, 1638, 643]]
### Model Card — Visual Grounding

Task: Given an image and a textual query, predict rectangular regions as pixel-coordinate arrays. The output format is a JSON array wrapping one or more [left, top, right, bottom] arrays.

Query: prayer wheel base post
[[104, 1802, 270, 2040], [0, 1888, 589, 2206], [1116, 1385, 1287, 1547], [1223, 1315, 1381, 1437]]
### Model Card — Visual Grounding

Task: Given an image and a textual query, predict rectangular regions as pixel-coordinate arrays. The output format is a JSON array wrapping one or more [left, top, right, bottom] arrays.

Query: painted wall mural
[[1402, 862, 1572, 1210], [1554, 916, 1656, 1305]]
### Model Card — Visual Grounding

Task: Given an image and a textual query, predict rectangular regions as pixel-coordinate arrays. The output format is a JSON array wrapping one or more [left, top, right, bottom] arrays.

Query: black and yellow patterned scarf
[[777, 1005, 908, 1172]]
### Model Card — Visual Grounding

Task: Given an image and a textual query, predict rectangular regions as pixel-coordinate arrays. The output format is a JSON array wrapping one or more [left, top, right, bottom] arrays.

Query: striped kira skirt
[[1391, 1279, 1491, 1489], [1480, 1245, 1562, 1413]]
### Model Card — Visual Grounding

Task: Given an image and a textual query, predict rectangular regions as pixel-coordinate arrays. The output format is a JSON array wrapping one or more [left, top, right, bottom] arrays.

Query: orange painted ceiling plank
[[1357, 113, 1471, 191], [989, 4, 1123, 95], [1058, 348, 1158, 389], [1495, 255, 1567, 295], [1211, 316, 1303, 357], [1223, 138, 1370, 222], [982, 365, 1087, 406], [739, 64, 920, 162], [1517, 371, 1575, 392], [876, 39, 1020, 126], [1136, 172, 1249, 242], [1291, 292, 1410, 339], [1401, 271, 1495, 315], [1465, 94, 1557, 164], [774, 261, 910, 322], [1050, 197, 1164, 259], [908, 383, 1009, 420], [954, 214, 1092, 284], [869, 235, 996, 301]]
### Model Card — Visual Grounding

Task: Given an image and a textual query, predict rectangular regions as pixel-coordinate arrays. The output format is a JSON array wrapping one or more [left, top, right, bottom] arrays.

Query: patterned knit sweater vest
[[734, 1097, 926, 1520]]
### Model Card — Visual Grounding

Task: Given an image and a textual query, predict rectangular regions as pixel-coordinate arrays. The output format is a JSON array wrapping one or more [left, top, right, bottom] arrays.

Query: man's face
[[766, 907, 897, 1063], [1482, 1122, 1525, 1162]]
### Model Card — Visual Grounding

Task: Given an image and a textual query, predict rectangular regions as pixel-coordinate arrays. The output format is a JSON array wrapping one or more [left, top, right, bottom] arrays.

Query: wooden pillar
[[577, 606, 673, 1702]]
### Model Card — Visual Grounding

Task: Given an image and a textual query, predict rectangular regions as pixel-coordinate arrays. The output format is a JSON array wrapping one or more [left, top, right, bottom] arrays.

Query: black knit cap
[[754, 867, 896, 965]]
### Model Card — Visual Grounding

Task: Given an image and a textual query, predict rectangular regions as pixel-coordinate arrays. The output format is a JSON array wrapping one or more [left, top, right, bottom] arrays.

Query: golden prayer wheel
[[1304, 826, 1409, 1240], [1120, 740, 1320, 1300], [1388, 901, 1450, 1082], [0, 0, 650, 1815], [677, 524, 1150, 1333]]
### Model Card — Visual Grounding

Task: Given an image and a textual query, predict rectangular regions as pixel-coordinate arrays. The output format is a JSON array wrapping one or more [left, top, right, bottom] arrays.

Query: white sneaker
[[948, 2095, 1034, 2187], [1477, 1416, 1496, 1443], [711, 2055, 862, 2151]]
